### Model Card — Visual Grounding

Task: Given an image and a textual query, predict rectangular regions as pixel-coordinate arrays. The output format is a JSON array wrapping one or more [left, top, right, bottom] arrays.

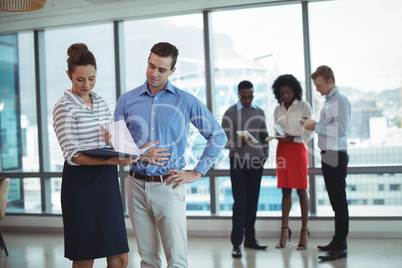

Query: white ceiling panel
[[0, 0, 300, 34]]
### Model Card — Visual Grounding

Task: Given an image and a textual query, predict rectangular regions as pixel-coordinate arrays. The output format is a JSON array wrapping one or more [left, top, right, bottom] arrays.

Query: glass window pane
[[316, 174, 402, 217], [309, 0, 402, 166], [123, 14, 207, 170], [0, 32, 38, 172], [51, 177, 62, 213], [44, 24, 116, 172], [0, 34, 21, 171], [123, 14, 205, 97], [211, 4, 305, 169], [218, 176, 284, 216], [20, 32, 39, 172], [6, 178, 41, 213], [185, 177, 211, 216]]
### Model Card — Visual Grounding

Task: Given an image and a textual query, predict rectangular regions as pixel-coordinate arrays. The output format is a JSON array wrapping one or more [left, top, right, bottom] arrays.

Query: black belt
[[321, 150, 347, 154], [128, 170, 169, 182]]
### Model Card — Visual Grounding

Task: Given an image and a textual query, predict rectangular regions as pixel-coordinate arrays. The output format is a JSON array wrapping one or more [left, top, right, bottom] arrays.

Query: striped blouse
[[53, 89, 113, 166]]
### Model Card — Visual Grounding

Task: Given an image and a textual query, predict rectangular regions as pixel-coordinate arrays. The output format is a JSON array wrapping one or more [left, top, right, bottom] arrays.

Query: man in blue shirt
[[301, 65, 351, 261], [114, 42, 227, 267]]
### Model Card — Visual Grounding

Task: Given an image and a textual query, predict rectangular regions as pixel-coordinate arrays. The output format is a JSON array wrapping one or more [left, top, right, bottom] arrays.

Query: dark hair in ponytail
[[67, 43, 97, 74]]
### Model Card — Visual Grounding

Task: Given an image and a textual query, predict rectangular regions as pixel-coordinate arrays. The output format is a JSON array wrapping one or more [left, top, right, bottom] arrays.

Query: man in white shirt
[[301, 65, 351, 261]]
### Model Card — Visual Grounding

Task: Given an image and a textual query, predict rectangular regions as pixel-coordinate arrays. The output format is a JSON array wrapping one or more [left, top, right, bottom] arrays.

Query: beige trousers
[[125, 174, 188, 268]]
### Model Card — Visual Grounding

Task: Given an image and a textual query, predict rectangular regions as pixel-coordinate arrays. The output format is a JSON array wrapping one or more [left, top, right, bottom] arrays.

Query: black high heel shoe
[[276, 227, 292, 248], [297, 228, 310, 250]]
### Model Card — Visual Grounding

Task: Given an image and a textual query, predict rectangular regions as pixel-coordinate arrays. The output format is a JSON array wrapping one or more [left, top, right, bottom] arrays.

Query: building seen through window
[[0, 0, 401, 217]]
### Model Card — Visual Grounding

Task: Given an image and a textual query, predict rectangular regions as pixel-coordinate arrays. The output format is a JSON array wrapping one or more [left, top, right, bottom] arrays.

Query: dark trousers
[[230, 157, 264, 246], [321, 150, 349, 250]]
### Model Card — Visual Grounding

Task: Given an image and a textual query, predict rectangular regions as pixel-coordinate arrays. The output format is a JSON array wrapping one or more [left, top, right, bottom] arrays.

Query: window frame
[[0, 1, 402, 219]]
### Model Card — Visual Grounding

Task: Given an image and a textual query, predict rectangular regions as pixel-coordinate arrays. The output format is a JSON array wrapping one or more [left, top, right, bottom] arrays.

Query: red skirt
[[276, 141, 308, 189]]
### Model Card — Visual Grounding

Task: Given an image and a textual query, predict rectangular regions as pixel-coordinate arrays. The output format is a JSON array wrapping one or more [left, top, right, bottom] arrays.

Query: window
[[43, 24, 116, 214], [0, 32, 38, 171], [51, 178, 62, 213], [1, 0, 402, 218], [348, 185, 357, 191], [6, 178, 41, 213], [185, 177, 211, 215], [373, 199, 385, 205], [1, 32, 40, 213], [211, 4, 305, 169], [348, 200, 357, 205], [123, 14, 205, 98], [44, 23, 116, 173], [18, 33, 39, 172], [316, 174, 402, 216], [309, 0, 402, 167], [218, 176, 283, 216], [0, 34, 21, 171], [390, 184, 401, 191], [123, 14, 207, 172]]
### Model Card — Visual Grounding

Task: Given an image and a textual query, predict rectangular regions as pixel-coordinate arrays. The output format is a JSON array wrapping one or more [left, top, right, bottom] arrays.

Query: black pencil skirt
[[61, 162, 129, 261]]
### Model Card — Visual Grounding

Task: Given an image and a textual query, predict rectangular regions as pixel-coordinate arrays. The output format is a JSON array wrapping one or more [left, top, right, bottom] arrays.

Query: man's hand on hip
[[164, 169, 202, 189]]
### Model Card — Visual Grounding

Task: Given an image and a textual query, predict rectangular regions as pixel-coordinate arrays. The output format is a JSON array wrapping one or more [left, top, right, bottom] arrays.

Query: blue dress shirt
[[315, 86, 351, 151], [114, 80, 228, 176]]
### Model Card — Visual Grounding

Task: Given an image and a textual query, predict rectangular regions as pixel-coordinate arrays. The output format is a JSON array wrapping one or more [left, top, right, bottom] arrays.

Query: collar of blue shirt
[[139, 80, 177, 96], [325, 86, 339, 100]]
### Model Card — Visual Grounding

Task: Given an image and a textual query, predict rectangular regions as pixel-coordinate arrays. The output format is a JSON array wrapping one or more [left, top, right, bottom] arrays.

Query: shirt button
[[152, 128, 154, 130], [155, 97, 158, 100]]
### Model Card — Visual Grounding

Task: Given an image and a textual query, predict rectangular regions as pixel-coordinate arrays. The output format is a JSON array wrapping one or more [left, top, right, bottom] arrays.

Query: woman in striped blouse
[[53, 43, 142, 268]]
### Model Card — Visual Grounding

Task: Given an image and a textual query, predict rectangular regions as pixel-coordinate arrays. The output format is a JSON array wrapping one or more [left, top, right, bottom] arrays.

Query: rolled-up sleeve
[[294, 102, 314, 143], [53, 103, 82, 166], [190, 98, 228, 175]]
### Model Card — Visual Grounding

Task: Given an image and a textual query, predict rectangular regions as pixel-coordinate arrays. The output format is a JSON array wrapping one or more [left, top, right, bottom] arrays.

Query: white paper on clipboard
[[236, 130, 259, 144], [105, 120, 153, 155], [275, 124, 286, 136]]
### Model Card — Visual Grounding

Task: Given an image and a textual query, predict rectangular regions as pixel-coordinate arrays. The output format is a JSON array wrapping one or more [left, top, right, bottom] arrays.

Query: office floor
[[0, 232, 401, 268]]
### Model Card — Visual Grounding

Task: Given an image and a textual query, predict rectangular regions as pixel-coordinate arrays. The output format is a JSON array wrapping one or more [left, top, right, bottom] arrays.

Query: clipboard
[[80, 120, 154, 158], [79, 148, 143, 158], [265, 136, 286, 142], [236, 130, 258, 144]]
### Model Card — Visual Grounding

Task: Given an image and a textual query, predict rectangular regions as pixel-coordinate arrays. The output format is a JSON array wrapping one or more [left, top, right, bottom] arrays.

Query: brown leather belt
[[128, 170, 169, 182]]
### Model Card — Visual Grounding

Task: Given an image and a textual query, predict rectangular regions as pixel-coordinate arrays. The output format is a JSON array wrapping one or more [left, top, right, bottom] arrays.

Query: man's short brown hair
[[150, 42, 179, 70], [311, 65, 336, 84]]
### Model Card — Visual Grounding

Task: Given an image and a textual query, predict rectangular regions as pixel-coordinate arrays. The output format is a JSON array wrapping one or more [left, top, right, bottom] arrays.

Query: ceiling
[[0, 0, 300, 34]]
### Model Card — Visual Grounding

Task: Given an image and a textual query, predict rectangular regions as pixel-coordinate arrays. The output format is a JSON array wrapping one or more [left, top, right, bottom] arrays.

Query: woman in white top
[[271, 74, 313, 250]]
